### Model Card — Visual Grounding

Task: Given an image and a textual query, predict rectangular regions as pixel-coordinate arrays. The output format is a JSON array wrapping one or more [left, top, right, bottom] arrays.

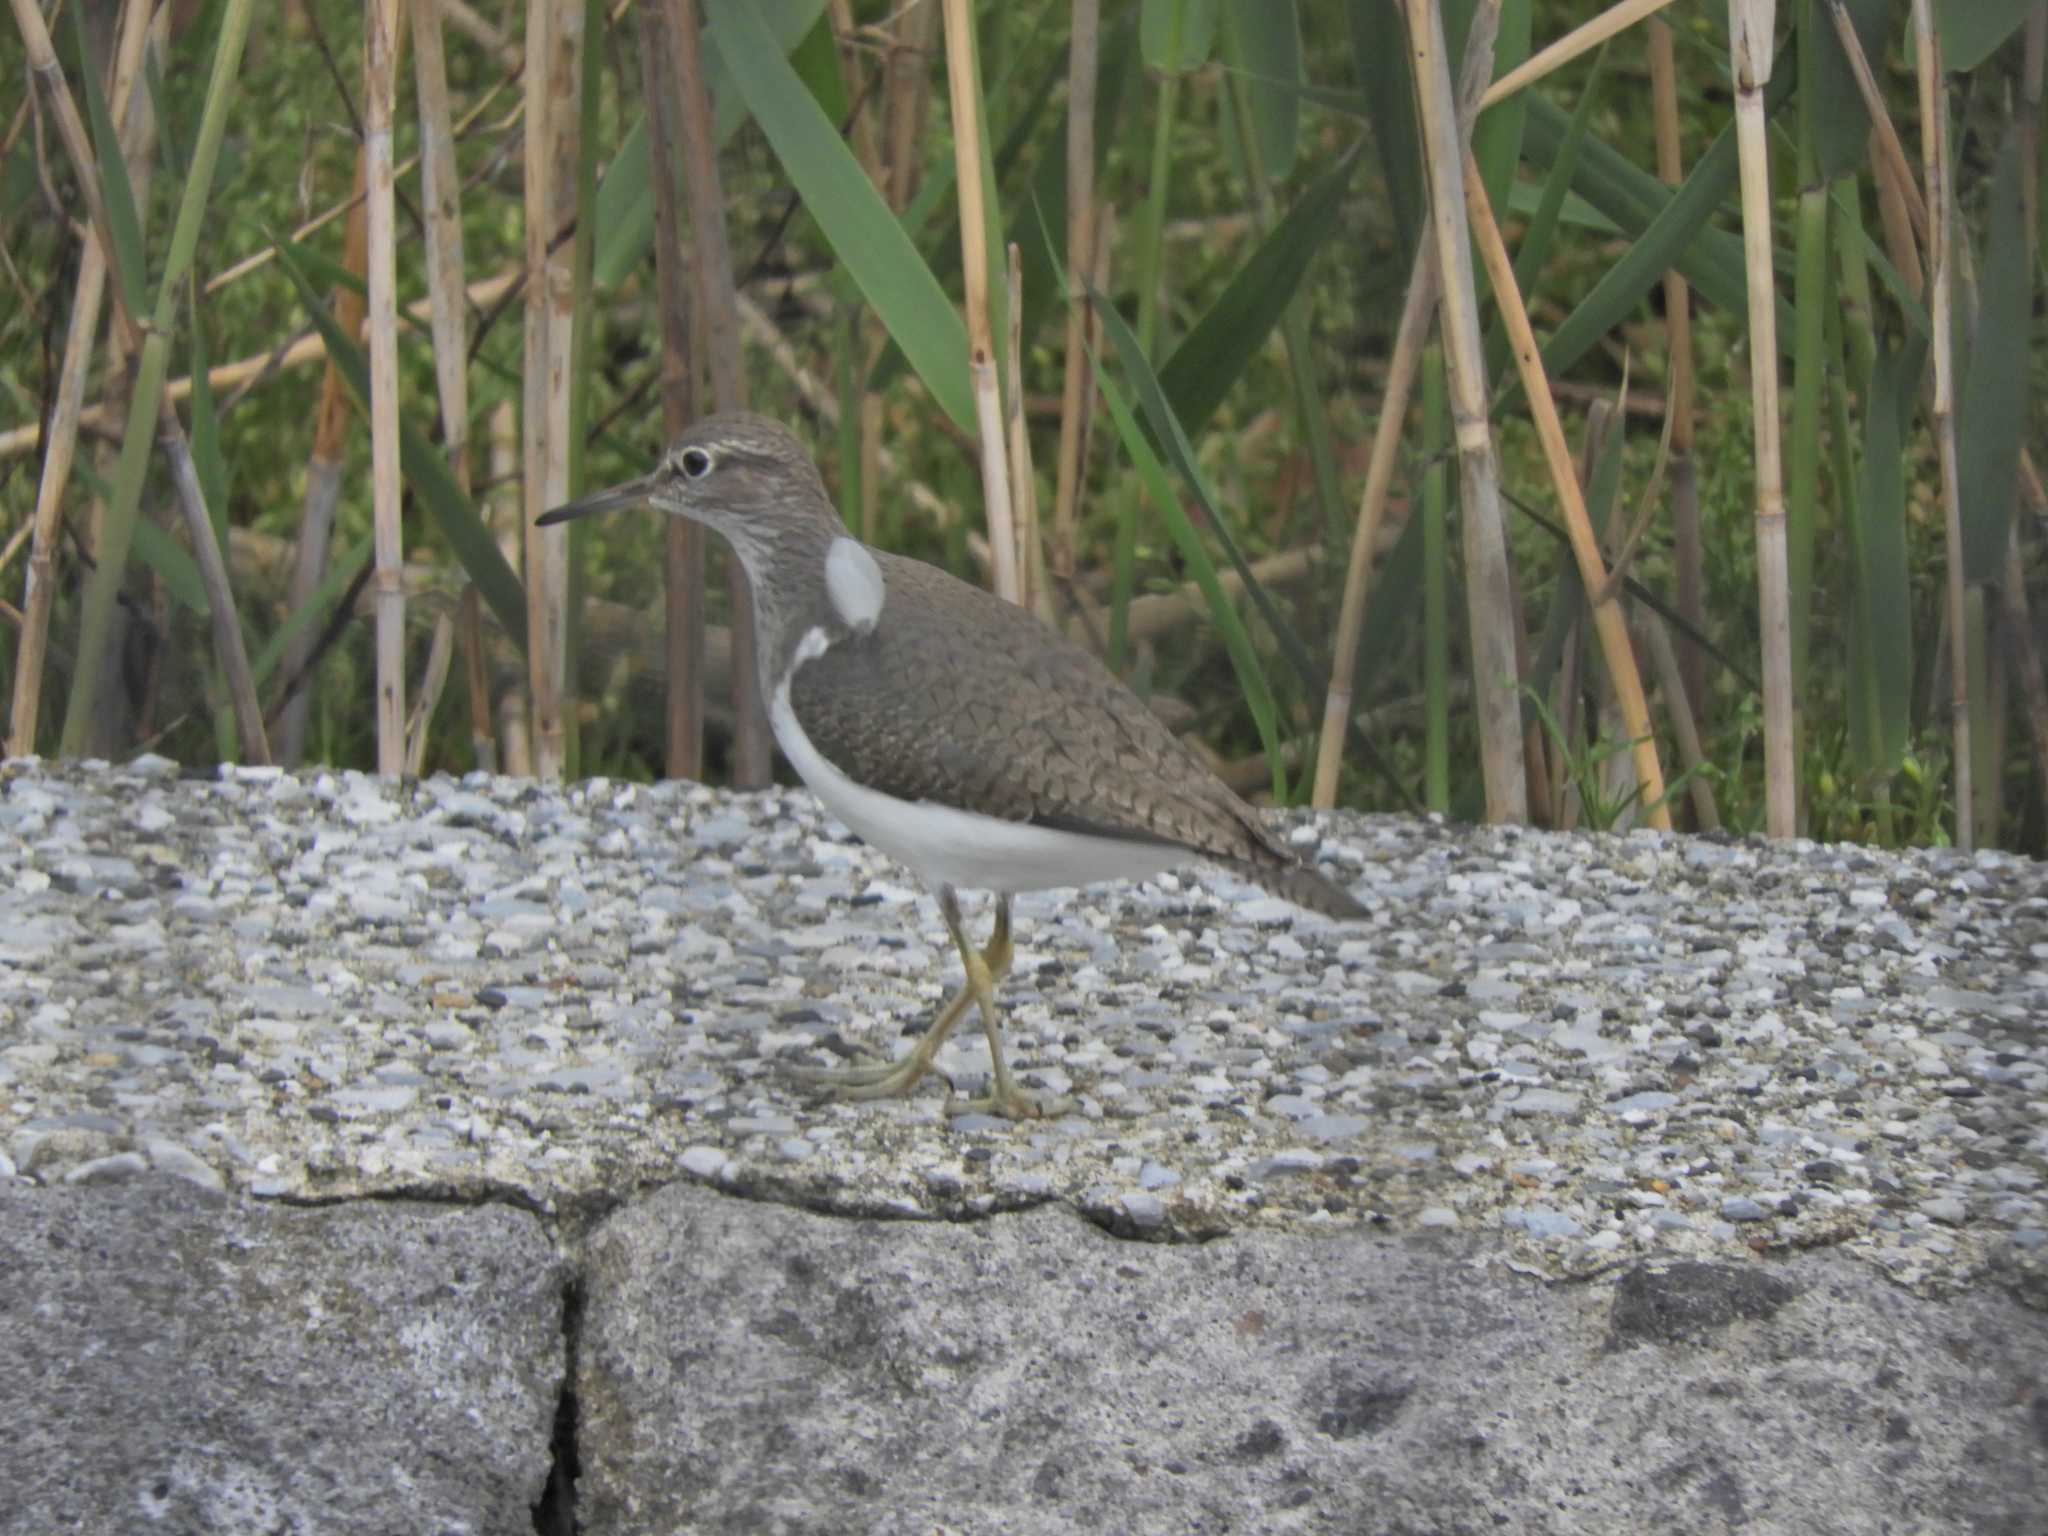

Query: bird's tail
[[1223, 854, 1369, 922]]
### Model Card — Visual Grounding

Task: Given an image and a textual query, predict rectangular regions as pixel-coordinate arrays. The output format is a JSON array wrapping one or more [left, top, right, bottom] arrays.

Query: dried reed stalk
[[276, 150, 371, 765], [521, 0, 574, 779], [1051, 0, 1100, 588], [1481, 0, 1681, 109], [1648, 17, 1704, 740], [490, 401, 527, 774], [883, 0, 939, 212], [1728, 0, 1796, 837], [1405, 0, 1527, 823], [411, 0, 490, 773], [204, 63, 520, 298], [7, 0, 153, 758], [824, 0, 888, 550], [2009, 12, 2048, 815], [641, 0, 705, 780], [1465, 157, 1672, 828], [365, 0, 409, 773], [1914, 0, 1971, 849], [941, 0, 1021, 606], [0, 271, 523, 462], [674, 0, 771, 786], [1643, 613, 1721, 829], [16, 0, 269, 762], [1311, 239, 1438, 808], [1004, 242, 1048, 620], [1826, 0, 1928, 244]]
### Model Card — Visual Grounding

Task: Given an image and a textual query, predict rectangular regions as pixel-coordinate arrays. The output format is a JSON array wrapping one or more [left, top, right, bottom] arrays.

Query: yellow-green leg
[[787, 888, 1045, 1115]]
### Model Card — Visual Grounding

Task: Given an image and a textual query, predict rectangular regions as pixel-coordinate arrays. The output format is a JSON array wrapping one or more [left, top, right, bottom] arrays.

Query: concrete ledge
[[3, 761, 2047, 1531], [585, 1182, 2048, 1534], [5, 1176, 2044, 1534], [0, 1177, 565, 1534]]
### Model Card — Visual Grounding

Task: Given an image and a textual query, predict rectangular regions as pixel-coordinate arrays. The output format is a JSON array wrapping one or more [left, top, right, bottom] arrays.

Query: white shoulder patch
[[824, 536, 885, 634]]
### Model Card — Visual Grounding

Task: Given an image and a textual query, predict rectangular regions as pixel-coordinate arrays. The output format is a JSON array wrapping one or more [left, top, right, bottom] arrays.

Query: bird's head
[[537, 412, 839, 578]]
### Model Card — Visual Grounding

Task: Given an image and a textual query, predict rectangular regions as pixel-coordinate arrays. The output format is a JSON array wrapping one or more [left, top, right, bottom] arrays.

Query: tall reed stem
[[1728, 0, 1796, 837]]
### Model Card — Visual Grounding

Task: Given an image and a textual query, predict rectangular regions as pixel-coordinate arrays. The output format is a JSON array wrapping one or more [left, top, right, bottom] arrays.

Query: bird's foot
[[782, 1054, 941, 1101], [948, 1082, 1074, 1120], [781, 1056, 1072, 1119]]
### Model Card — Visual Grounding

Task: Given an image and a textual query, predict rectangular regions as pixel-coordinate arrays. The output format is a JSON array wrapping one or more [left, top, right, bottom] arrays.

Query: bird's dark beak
[[536, 475, 658, 527]]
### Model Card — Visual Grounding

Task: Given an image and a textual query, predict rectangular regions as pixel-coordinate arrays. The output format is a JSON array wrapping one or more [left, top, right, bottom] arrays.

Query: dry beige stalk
[[674, 0, 771, 787], [522, 0, 572, 780], [1463, 148, 1671, 830], [413, 0, 492, 774], [1728, 0, 1796, 837], [1405, 0, 1527, 823], [640, 0, 705, 780], [1826, 0, 1928, 245], [1914, 0, 1971, 849], [941, 0, 1020, 607], [1004, 242, 1049, 621], [6, 0, 154, 758], [365, 0, 410, 774], [1051, 0, 1100, 588], [1481, 0, 1681, 109]]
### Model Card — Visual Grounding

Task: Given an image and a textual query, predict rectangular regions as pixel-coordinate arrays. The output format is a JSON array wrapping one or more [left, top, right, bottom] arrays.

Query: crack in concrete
[[531, 1276, 584, 1536]]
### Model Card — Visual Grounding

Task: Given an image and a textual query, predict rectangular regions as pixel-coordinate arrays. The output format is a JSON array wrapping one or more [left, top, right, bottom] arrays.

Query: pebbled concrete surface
[[4, 764, 2047, 1533], [576, 1182, 2048, 1536], [0, 1177, 566, 1536]]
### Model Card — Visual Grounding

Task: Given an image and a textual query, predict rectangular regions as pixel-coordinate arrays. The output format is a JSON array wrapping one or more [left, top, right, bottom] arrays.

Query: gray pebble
[[65, 1152, 151, 1185], [1118, 1192, 1167, 1230]]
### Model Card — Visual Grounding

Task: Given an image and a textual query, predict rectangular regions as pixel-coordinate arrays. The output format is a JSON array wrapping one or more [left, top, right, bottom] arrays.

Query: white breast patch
[[824, 537, 884, 633]]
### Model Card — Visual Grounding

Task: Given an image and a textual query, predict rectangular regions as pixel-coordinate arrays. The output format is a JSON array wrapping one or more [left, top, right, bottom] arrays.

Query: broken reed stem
[[1462, 147, 1671, 830], [1311, 237, 1438, 809], [404, 614, 458, 775], [1644, 614, 1721, 830]]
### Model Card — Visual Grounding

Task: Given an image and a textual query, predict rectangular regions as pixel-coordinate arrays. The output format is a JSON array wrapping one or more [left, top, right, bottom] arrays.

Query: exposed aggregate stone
[[2, 756, 2044, 1300]]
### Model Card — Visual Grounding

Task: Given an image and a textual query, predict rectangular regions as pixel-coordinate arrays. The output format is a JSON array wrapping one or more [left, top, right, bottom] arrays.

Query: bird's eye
[[679, 447, 713, 479]]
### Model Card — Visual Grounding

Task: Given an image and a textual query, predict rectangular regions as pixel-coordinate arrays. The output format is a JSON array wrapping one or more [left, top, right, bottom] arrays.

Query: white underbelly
[[770, 663, 1186, 895]]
